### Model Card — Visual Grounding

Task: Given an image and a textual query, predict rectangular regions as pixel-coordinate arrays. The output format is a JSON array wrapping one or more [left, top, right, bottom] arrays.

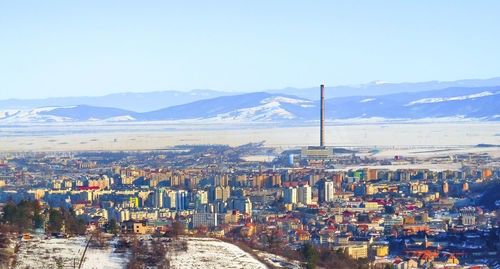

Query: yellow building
[[372, 245, 389, 257], [121, 220, 148, 234], [347, 244, 368, 259], [334, 244, 368, 259]]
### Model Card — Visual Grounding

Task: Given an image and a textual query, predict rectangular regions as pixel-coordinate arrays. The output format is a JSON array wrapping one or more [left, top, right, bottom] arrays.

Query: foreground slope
[[168, 237, 267, 269], [14, 236, 127, 269]]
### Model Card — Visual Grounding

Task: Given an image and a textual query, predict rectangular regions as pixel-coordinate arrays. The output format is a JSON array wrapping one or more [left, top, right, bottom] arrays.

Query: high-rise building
[[214, 174, 229, 186], [232, 197, 252, 214], [253, 175, 264, 188], [307, 174, 320, 186], [176, 190, 189, 211], [153, 188, 164, 208], [442, 182, 449, 194], [298, 184, 312, 205], [284, 187, 297, 204], [195, 190, 208, 204], [209, 186, 230, 202], [164, 190, 177, 209], [365, 168, 378, 181], [318, 179, 335, 203], [271, 175, 282, 187], [332, 174, 343, 189]]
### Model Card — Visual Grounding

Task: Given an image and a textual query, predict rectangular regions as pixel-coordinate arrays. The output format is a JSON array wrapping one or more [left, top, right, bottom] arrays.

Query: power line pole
[[78, 235, 93, 269]]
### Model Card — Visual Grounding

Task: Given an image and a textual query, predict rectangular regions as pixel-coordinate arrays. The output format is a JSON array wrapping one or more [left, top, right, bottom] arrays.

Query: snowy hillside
[[3, 77, 500, 111], [0, 105, 138, 123], [12, 235, 296, 269], [323, 86, 500, 120], [137, 92, 311, 121], [0, 107, 73, 123], [209, 95, 311, 122], [168, 237, 268, 268], [14, 236, 127, 269], [1, 86, 499, 124]]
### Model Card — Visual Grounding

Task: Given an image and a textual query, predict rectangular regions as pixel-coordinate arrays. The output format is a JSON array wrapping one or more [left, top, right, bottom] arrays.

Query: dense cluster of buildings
[[0, 145, 499, 268]]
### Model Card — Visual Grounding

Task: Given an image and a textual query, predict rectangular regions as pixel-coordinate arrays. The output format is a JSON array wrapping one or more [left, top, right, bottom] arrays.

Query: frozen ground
[[339, 163, 464, 172], [168, 237, 267, 269], [12, 236, 277, 269], [13, 236, 128, 269], [0, 122, 498, 153], [256, 251, 302, 268]]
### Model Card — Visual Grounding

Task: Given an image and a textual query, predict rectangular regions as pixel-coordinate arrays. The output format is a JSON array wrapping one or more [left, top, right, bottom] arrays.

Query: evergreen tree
[[48, 208, 64, 234], [107, 218, 120, 235]]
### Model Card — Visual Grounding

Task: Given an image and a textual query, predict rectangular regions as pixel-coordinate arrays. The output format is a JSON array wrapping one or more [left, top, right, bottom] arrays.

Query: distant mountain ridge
[[137, 92, 311, 121], [2, 76, 500, 112], [0, 89, 233, 113], [270, 76, 500, 100], [1, 85, 499, 124]]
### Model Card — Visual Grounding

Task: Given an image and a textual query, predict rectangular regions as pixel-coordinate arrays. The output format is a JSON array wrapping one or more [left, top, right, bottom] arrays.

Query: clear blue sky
[[1, 1, 500, 99]]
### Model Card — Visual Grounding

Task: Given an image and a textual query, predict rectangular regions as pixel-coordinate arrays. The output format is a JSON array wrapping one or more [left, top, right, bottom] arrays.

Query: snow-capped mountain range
[[1, 85, 499, 124]]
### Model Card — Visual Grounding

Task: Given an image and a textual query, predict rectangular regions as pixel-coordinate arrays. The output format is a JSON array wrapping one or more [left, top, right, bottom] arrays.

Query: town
[[0, 142, 499, 268]]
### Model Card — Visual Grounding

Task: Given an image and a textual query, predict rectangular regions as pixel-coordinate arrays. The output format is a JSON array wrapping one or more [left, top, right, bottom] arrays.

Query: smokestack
[[320, 84, 325, 147]]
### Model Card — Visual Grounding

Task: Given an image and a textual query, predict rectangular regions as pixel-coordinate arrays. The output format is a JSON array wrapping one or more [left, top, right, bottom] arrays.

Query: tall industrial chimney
[[320, 84, 325, 147]]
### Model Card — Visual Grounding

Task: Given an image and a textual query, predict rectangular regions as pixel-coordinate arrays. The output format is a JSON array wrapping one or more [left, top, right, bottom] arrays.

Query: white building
[[176, 190, 189, 211], [165, 190, 177, 209], [154, 189, 164, 208], [284, 187, 297, 204], [298, 185, 312, 205], [195, 190, 208, 204], [319, 179, 335, 202]]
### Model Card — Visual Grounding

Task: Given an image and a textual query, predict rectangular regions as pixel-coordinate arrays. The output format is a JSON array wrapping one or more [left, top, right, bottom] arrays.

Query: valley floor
[[0, 123, 499, 154]]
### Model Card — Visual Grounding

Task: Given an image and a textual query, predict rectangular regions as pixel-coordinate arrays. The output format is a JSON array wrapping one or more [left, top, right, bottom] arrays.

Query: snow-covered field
[[13, 236, 128, 269], [168, 237, 267, 269], [339, 163, 464, 172], [0, 122, 498, 153], [256, 251, 302, 268], [13, 236, 288, 269]]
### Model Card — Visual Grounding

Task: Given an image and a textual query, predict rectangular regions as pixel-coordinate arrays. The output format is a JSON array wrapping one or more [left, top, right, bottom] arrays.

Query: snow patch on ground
[[323, 116, 484, 124], [0, 107, 74, 123], [0, 123, 499, 152], [261, 96, 311, 104], [214, 101, 296, 121], [105, 115, 136, 121], [406, 91, 497, 106], [0, 110, 20, 119], [256, 251, 302, 268], [14, 236, 128, 269], [241, 154, 277, 162], [168, 237, 267, 269]]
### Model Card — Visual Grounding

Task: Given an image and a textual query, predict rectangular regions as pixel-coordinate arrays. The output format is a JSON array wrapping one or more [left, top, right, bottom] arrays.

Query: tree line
[[1, 199, 85, 235]]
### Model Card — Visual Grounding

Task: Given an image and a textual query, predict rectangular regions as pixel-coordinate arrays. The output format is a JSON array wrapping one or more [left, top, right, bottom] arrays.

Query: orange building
[[403, 225, 430, 235], [482, 169, 492, 179]]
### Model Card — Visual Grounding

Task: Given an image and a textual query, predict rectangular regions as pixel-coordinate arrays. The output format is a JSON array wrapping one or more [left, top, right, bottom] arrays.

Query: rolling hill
[[0, 85, 498, 124]]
